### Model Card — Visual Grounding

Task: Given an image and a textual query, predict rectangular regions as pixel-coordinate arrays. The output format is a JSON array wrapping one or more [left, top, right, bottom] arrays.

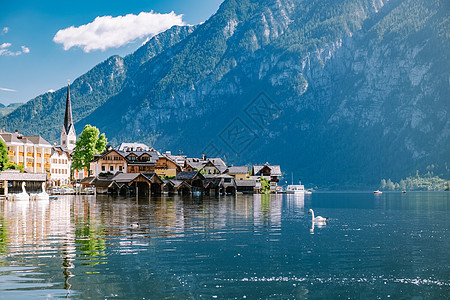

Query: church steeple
[[63, 83, 74, 134], [61, 83, 76, 151]]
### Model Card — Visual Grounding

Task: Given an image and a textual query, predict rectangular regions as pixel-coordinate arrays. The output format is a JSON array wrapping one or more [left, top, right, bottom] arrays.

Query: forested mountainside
[[1, 0, 448, 188]]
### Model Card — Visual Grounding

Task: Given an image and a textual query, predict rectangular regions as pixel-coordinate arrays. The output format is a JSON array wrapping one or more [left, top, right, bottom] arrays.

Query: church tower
[[60, 83, 76, 151]]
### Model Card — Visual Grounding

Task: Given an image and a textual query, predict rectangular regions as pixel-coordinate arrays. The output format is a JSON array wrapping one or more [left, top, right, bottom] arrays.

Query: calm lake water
[[0, 192, 448, 299]]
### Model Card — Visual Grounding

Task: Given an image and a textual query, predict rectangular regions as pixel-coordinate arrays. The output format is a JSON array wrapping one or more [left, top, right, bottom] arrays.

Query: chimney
[[202, 154, 207, 160]]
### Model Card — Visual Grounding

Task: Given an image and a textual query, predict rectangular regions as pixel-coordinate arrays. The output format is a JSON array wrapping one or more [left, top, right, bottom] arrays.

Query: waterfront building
[[0, 130, 52, 173], [225, 166, 250, 180], [154, 155, 181, 178], [90, 149, 127, 176], [252, 164, 282, 191], [50, 145, 71, 186], [184, 155, 227, 174]]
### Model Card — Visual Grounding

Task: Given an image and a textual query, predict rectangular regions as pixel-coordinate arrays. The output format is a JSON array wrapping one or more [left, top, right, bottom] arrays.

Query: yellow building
[[225, 166, 250, 180], [0, 130, 52, 173]]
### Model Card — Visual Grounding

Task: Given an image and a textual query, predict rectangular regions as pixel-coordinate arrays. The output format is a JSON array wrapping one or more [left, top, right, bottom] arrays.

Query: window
[[119, 166, 123, 171], [110, 166, 114, 171], [102, 166, 105, 171]]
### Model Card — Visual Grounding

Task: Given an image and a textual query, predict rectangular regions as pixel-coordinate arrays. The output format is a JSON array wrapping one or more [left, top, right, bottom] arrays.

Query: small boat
[[373, 190, 383, 194], [402, 190, 406, 194], [286, 184, 307, 194]]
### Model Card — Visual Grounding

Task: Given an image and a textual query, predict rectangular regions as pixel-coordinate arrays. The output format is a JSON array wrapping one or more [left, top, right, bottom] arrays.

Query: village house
[[90, 149, 127, 176], [154, 155, 181, 178], [184, 155, 227, 174], [225, 166, 250, 180], [0, 130, 53, 174], [50, 145, 71, 186], [126, 150, 159, 173], [252, 163, 282, 192]]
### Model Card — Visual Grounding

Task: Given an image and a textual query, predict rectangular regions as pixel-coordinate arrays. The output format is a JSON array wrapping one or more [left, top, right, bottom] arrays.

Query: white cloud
[[21, 46, 30, 53], [53, 11, 185, 52], [0, 43, 30, 56], [0, 87, 16, 92], [1, 27, 8, 35]]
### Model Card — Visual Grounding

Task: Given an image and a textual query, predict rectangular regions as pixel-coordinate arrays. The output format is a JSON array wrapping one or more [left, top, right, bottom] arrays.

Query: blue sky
[[0, 0, 223, 105]]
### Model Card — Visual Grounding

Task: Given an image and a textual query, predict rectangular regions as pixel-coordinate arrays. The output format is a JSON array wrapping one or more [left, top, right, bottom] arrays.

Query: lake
[[0, 192, 448, 299]]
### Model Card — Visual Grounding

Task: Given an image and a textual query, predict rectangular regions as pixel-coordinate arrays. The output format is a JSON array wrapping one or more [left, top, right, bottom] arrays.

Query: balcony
[[37, 163, 41, 168], [44, 153, 51, 158], [27, 162, 33, 167], [8, 151, 14, 156], [36, 153, 41, 157], [27, 152, 33, 157], [44, 163, 51, 168], [19, 152, 24, 156]]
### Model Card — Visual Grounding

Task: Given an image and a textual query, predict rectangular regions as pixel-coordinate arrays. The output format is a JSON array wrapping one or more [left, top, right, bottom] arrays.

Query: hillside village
[[0, 84, 282, 196]]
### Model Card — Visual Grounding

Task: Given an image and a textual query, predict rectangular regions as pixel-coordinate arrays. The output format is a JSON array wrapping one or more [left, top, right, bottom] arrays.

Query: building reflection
[[0, 193, 289, 294]]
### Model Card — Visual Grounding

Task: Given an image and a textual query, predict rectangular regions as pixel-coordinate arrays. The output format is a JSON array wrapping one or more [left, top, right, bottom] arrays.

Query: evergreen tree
[[71, 125, 107, 172]]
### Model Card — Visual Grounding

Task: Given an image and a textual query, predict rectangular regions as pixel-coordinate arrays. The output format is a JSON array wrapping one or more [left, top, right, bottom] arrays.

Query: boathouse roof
[[0, 170, 47, 182]]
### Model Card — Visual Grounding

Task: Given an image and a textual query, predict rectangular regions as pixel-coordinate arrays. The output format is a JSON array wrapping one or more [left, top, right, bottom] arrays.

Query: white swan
[[308, 209, 328, 223], [9, 181, 30, 201], [34, 182, 49, 201]]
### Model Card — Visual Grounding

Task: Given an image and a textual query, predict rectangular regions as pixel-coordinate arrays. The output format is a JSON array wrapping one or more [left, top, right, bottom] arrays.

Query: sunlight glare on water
[[0, 192, 448, 299]]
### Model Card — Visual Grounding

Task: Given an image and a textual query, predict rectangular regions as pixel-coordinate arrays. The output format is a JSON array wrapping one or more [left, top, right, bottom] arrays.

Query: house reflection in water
[[0, 193, 287, 294]]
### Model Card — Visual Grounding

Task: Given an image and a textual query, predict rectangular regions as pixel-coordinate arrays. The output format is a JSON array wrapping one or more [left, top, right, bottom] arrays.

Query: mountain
[[0, 102, 23, 117], [1, 0, 448, 188]]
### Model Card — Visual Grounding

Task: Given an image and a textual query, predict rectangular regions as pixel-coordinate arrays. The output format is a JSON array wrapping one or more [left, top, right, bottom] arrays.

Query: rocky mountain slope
[[1, 0, 448, 187]]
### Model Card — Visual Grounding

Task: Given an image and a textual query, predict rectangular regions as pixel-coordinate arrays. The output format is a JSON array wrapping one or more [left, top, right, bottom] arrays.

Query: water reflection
[[0, 192, 447, 299]]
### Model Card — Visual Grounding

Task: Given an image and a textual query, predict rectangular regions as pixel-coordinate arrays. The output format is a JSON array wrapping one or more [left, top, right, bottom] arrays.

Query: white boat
[[286, 184, 307, 194]]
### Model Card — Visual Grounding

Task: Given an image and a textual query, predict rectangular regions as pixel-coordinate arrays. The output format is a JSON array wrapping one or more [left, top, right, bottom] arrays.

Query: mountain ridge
[[1, 0, 448, 188]]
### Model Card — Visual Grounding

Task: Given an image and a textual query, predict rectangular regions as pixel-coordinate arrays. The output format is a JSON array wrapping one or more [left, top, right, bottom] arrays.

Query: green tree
[[71, 125, 107, 172], [5, 162, 24, 172], [260, 177, 270, 194], [0, 139, 9, 171]]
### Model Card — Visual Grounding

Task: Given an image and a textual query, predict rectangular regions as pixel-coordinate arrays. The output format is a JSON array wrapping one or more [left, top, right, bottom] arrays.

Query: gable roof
[[93, 179, 115, 188], [226, 166, 249, 174], [0, 131, 51, 147], [80, 176, 96, 184], [112, 173, 140, 184], [175, 171, 204, 180], [164, 154, 186, 167], [235, 180, 256, 187], [115, 142, 150, 152], [169, 179, 192, 189], [91, 149, 126, 162], [0, 170, 47, 181], [253, 165, 282, 176]]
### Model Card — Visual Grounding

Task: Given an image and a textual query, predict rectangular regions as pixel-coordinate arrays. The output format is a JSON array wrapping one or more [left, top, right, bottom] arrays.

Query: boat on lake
[[286, 184, 310, 194], [373, 190, 383, 194]]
